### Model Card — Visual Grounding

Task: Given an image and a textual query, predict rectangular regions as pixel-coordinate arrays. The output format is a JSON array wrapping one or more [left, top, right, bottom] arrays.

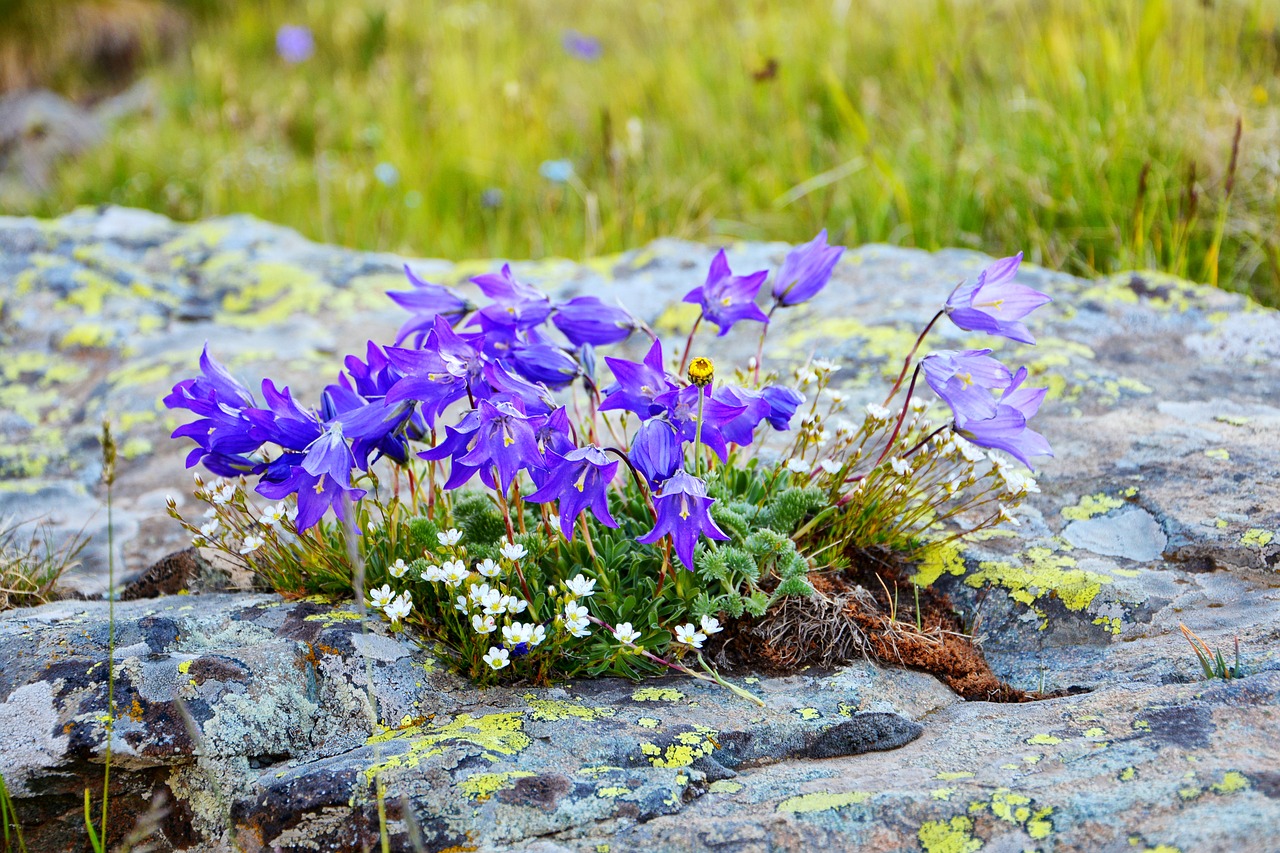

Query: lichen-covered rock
[[1, 207, 1278, 851]]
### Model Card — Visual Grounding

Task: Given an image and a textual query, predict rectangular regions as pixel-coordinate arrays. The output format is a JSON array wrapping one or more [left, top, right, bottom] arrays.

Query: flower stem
[[883, 308, 944, 406], [677, 315, 703, 376], [871, 363, 922, 472], [692, 387, 707, 477], [752, 303, 780, 384]]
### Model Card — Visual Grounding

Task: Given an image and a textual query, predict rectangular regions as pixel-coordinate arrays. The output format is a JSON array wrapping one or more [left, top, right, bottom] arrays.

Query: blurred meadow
[[6, 0, 1280, 304]]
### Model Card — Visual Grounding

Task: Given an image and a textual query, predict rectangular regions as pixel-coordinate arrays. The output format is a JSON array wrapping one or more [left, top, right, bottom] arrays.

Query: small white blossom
[[504, 596, 529, 615], [500, 541, 527, 561], [564, 574, 596, 598], [211, 481, 237, 505], [442, 560, 469, 587], [1000, 468, 1039, 495], [547, 514, 562, 535], [199, 519, 220, 538], [673, 623, 708, 649], [564, 617, 591, 638], [785, 458, 810, 474], [529, 624, 547, 647], [700, 615, 724, 636], [483, 647, 510, 670], [368, 585, 394, 609], [997, 506, 1021, 526], [502, 621, 536, 646], [910, 397, 929, 412], [389, 559, 409, 579], [955, 436, 985, 463], [819, 459, 842, 474], [421, 564, 446, 583], [437, 528, 463, 547], [613, 622, 641, 645], [384, 592, 412, 624], [239, 534, 264, 555], [480, 588, 506, 615], [890, 457, 911, 477], [475, 558, 500, 578], [469, 582, 494, 604], [798, 370, 819, 385], [827, 390, 848, 404], [259, 503, 289, 526], [472, 614, 497, 634], [864, 403, 891, 421], [564, 602, 589, 622], [202, 507, 217, 520], [454, 595, 470, 613], [812, 358, 839, 373]]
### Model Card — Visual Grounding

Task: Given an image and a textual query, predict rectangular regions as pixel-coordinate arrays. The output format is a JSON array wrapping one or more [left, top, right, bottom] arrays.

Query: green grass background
[[19, 0, 1280, 305]]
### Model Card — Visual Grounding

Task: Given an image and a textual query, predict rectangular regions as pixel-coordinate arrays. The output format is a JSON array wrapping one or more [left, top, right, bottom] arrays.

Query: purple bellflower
[[944, 253, 1051, 345], [243, 379, 323, 452], [164, 346, 262, 473], [507, 333, 580, 388], [457, 400, 546, 493], [653, 385, 747, 462], [418, 410, 483, 490], [526, 446, 619, 539], [954, 368, 1053, 469], [628, 417, 684, 488], [637, 469, 730, 570], [468, 265, 553, 335], [712, 386, 774, 447], [480, 361, 557, 415], [388, 266, 473, 346], [682, 250, 770, 336], [385, 316, 486, 426], [759, 385, 806, 431], [599, 338, 678, 418], [551, 296, 636, 347], [276, 25, 314, 64], [257, 463, 366, 531], [771, 230, 844, 306], [921, 350, 1014, 428]]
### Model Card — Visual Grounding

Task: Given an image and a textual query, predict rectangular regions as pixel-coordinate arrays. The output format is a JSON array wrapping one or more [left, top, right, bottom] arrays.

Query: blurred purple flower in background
[[562, 30, 602, 61], [552, 296, 637, 347], [683, 250, 770, 336], [771, 229, 844, 306], [276, 25, 314, 64]]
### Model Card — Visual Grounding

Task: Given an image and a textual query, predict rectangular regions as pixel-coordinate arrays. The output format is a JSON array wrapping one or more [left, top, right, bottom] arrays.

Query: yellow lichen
[[596, 786, 631, 799], [913, 539, 968, 587], [709, 780, 743, 794], [934, 771, 975, 781], [918, 815, 983, 853], [777, 791, 871, 814], [1241, 529, 1274, 547], [363, 712, 530, 782], [458, 771, 534, 802], [638, 725, 718, 768], [1119, 767, 1137, 782], [965, 548, 1110, 621], [793, 707, 821, 721], [932, 788, 957, 800], [631, 687, 684, 702], [1211, 771, 1249, 794], [525, 697, 614, 722], [1026, 734, 1061, 745], [1204, 448, 1230, 461], [1061, 493, 1125, 521], [636, 717, 660, 729]]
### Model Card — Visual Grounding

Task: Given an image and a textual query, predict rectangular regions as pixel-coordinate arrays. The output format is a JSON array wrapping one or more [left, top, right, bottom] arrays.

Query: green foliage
[[0, 517, 87, 612], [29, 0, 1280, 306], [0, 771, 28, 853], [1180, 624, 1245, 680]]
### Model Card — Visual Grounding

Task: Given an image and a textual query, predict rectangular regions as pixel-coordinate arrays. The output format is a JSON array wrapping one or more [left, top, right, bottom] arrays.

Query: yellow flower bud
[[687, 356, 714, 387]]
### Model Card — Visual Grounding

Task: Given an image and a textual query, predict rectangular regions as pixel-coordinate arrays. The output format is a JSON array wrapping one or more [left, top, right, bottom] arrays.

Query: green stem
[[692, 387, 706, 477]]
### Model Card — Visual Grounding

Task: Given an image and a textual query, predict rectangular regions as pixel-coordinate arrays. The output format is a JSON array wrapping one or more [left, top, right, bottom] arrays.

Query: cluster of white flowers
[[672, 615, 724, 650]]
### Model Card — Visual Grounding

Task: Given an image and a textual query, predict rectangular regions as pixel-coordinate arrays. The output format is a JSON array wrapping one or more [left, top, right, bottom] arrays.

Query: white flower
[[812, 358, 839, 373], [798, 370, 819, 385], [199, 519, 220, 538], [673, 623, 707, 649], [564, 602, 589, 622], [483, 647, 510, 670], [437, 528, 463, 547], [547, 514, 562, 536], [481, 589, 506, 615], [997, 506, 1021, 527], [864, 403, 891, 421], [259, 503, 288, 526], [469, 582, 494, 604], [910, 397, 929, 412], [385, 592, 412, 624], [819, 459, 842, 474], [955, 436, 985, 463], [564, 574, 596, 598], [475, 558, 500, 578], [239, 534, 264, 555], [504, 596, 528, 615], [785, 458, 810, 474], [945, 478, 962, 496], [389, 559, 409, 579], [454, 595, 470, 613], [202, 507, 217, 520], [368, 584, 394, 609], [211, 481, 237, 505], [442, 560, 469, 587], [890, 457, 911, 477], [1000, 468, 1039, 495], [502, 621, 536, 646], [529, 624, 547, 647], [700, 615, 724, 636], [421, 564, 446, 583], [500, 541, 528, 561], [472, 614, 497, 635], [613, 622, 641, 644], [564, 617, 591, 638]]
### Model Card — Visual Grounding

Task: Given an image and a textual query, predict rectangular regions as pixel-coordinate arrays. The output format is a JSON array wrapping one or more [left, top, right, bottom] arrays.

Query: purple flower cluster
[[922, 254, 1054, 468]]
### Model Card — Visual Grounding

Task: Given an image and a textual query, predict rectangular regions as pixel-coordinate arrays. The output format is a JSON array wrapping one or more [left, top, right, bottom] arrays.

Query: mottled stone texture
[[1, 207, 1278, 851]]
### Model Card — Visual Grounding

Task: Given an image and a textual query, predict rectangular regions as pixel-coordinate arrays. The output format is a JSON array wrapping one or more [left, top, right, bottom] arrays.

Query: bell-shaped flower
[[771, 230, 844, 306], [418, 409, 484, 490], [759, 385, 806, 430], [507, 335, 580, 388], [457, 400, 546, 493], [165, 345, 262, 471], [552, 296, 637, 347], [944, 253, 1050, 345], [712, 386, 775, 446], [385, 316, 486, 426], [467, 264, 553, 334], [682, 250, 770, 336], [637, 469, 730, 570], [525, 446, 619, 539], [256, 455, 367, 531], [628, 417, 684, 489], [653, 385, 747, 463], [921, 350, 1014, 428], [953, 368, 1053, 469], [599, 338, 678, 418], [388, 265, 473, 346]]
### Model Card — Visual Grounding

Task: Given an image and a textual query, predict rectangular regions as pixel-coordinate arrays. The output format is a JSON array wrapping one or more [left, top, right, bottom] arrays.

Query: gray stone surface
[[1, 207, 1279, 851]]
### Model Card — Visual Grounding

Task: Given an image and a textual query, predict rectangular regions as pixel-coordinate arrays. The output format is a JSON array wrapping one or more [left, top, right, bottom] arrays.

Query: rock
[[0, 207, 1278, 850]]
